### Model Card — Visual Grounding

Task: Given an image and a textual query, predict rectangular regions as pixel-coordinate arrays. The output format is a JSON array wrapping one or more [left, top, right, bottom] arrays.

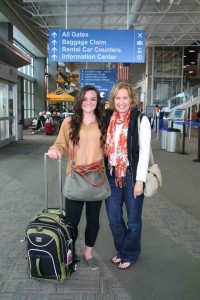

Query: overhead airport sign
[[80, 69, 116, 100], [49, 29, 145, 63]]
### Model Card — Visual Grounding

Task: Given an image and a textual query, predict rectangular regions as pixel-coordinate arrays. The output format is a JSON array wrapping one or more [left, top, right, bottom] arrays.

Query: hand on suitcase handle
[[47, 148, 61, 160]]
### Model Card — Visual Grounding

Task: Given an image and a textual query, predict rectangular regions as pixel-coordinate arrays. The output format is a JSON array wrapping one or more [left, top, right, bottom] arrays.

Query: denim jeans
[[105, 168, 144, 263]]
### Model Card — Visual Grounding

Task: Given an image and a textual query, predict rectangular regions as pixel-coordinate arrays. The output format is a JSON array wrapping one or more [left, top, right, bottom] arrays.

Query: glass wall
[[18, 58, 33, 78], [148, 45, 200, 109], [24, 79, 35, 119], [17, 45, 35, 120], [0, 81, 15, 141], [148, 46, 183, 108], [154, 47, 183, 77]]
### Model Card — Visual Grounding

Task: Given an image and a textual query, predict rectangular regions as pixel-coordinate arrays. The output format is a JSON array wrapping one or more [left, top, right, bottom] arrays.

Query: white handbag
[[138, 115, 162, 197], [144, 148, 162, 197]]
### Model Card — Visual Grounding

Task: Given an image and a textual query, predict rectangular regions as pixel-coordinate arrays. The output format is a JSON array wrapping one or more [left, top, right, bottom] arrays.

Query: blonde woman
[[105, 82, 151, 269]]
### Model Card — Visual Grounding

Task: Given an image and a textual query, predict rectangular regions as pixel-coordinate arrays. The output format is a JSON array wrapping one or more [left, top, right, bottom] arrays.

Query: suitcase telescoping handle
[[44, 153, 63, 213]]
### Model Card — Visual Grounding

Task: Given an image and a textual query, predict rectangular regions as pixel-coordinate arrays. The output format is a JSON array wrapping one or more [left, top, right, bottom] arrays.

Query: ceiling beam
[[29, 11, 200, 18]]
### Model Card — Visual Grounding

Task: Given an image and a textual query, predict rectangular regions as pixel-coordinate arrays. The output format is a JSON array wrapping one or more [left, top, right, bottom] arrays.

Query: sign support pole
[[127, 0, 130, 30], [65, 0, 68, 29]]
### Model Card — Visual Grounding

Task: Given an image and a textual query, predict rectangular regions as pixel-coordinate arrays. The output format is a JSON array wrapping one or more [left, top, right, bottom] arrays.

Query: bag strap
[[70, 142, 75, 161], [72, 159, 106, 187], [69, 133, 105, 187], [137, 113, 154, 166]]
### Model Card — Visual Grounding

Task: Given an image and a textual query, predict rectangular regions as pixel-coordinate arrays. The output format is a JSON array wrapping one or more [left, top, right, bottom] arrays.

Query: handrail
[[166, 85, 200, 110]]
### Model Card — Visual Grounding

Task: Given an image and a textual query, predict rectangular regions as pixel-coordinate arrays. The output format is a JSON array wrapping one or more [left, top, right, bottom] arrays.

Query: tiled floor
[[0, 129, 199, 300]]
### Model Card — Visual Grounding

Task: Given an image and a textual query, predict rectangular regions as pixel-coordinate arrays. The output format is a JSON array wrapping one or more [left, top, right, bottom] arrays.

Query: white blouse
[[136, 115, 151, 182]]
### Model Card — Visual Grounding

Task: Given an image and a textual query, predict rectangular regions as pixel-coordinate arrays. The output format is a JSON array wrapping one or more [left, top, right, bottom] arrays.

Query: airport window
[[0, 82, 15, 140], [14, 41, 34, 78], [24, 80, 34, 119], [18, 62, 34, 78], [15, 42, 35, 120], [154, 47, 182, 77], [0, 82, 7, 118], [149, 46, 183, 107]]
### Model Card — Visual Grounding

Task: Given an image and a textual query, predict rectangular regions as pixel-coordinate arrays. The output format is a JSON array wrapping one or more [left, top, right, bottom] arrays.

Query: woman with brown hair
[[48, 85, 106, 270]]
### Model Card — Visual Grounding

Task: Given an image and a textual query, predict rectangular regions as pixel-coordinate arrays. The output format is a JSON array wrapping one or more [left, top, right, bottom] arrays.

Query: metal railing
[[167, 85, 200, 110]]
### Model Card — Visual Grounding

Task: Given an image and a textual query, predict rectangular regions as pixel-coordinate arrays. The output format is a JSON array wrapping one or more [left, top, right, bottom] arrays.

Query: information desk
[[168, 109, 186, 133]]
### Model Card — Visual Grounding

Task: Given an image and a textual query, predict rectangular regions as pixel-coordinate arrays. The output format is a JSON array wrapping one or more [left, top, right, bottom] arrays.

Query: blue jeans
[[105, 168, 144, 263]]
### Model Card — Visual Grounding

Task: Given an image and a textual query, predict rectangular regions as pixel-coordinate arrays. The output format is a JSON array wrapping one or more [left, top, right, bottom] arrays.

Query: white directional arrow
[[52, 54, 57, 60], [52, 47, 57, 53], [51, 32, 57, 38], [52, 40, 57, 46]]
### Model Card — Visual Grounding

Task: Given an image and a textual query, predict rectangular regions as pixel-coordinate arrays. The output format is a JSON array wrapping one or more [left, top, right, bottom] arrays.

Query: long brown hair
[[69, 85, 106, 146]]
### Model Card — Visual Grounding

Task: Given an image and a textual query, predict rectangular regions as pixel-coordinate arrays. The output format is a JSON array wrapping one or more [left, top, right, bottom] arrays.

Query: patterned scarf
[[105, 110, 130, 179]]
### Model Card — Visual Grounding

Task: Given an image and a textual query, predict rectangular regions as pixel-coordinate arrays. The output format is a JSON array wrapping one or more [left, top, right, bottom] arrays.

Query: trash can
[[160, 127, 168, 149], [166, 128, 181, 153]]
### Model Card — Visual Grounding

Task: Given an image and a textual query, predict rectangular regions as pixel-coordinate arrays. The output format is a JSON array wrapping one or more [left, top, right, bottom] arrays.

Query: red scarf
[[105, 110, 130, 178]]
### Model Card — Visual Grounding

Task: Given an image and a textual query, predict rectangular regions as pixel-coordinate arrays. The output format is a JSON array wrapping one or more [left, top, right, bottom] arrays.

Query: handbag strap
[[137, 113, 154, 167], [149, 148, 155, 166], [70, 142, 75, 162], [69, 136, 106, 187], [72, 159, 106, 187]]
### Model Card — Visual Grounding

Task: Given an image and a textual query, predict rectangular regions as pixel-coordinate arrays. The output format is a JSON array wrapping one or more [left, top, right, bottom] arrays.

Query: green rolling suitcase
[[24, 153, 77, 282]]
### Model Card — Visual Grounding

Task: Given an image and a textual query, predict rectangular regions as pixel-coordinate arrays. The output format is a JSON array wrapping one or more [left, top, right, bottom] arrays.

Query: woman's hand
[[133, 180, 144, 198], [115, 177, 125, 188], [48, 148, 61, 160]]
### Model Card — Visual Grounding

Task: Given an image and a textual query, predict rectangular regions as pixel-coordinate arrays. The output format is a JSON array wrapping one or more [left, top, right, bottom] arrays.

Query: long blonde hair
[[108, 82, 139, 110]]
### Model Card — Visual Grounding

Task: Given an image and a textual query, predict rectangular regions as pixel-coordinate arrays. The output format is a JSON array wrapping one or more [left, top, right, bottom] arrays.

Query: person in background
[[48, 85, 106, 270], [45, 112, 53, 124], [52, 111, 59, 126], [104, 82, 151, 269], [31, 116, 38, 127], [62, 109, 69, 118], [42, 111, 47, 119], [32, 111, 45, 132], [39, 111, 46, 126], [154, 104, 161, 131]]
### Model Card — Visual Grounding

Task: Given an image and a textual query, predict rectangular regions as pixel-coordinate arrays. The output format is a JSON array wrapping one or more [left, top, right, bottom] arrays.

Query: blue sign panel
[[80, 69, 116, 100], [49, 29, 145, 63]]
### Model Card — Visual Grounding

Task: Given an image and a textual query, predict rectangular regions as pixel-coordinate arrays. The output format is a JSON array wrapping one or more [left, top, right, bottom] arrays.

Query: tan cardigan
[[49, 117, 103, 174]]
